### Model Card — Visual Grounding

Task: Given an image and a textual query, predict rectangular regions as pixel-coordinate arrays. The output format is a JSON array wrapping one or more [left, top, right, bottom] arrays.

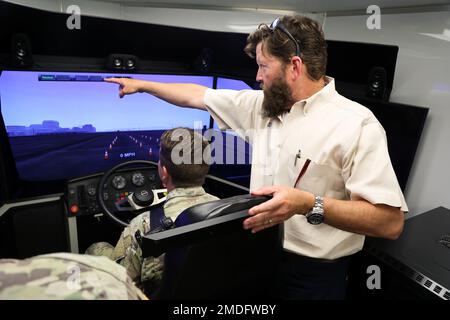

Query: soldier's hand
[[104, 77, 143, 98]]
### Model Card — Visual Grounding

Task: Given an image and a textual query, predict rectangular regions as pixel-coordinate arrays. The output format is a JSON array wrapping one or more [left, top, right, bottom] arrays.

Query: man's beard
[[261, 76, 295, 118]]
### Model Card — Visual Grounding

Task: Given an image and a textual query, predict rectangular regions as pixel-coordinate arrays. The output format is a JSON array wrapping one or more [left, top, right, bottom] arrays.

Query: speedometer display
[[131, 172, 145, 187], [111, 175, 126, 190]]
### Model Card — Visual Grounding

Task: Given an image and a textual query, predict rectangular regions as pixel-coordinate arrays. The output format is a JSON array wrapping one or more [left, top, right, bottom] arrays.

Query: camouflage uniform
[[0, 252, 147, 300], [86, 186, 218, 292]]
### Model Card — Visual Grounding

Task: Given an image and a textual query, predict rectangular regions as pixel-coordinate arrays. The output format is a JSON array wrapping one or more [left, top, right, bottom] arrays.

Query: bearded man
[[104, 15, 406, 299]]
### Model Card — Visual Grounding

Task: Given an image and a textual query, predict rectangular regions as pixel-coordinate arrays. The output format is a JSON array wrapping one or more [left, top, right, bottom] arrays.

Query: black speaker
[[367, 66, 387, 99], [106, 54, 139, 71], [10, 34, 33, 68], [194, 48, 213, 74]]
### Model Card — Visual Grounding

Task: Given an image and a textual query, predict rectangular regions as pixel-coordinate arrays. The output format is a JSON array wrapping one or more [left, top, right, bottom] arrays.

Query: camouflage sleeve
[[85, 212, 151, 284], [0, 253, 148, 300], [111, 212, 150, 282], [85, 242, 115, 259], [141, 254, 165, 294]]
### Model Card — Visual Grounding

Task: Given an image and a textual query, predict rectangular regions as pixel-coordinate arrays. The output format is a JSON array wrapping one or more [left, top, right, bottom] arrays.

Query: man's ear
[[291, 56, 302, 79]]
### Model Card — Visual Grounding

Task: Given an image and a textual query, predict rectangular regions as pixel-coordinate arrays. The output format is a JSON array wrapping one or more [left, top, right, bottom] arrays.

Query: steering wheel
[[97, 160, 167, 227]]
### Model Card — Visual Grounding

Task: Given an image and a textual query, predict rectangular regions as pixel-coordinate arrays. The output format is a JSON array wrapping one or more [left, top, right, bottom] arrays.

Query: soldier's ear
[[161, 165, 169, 178], [158, 164, 170, 187]]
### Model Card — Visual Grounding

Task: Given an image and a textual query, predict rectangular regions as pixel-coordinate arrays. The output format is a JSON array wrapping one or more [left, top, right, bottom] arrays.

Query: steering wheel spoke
[[127, 189, 167, 210]]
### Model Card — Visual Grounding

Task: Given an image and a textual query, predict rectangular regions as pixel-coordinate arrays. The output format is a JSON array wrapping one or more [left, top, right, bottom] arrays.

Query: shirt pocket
[[291, 153, 346, 199]]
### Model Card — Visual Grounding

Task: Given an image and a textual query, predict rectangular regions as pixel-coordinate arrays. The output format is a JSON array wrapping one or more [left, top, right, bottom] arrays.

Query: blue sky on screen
[[217, 77, 252, 91], [0, 71, 213, 132]]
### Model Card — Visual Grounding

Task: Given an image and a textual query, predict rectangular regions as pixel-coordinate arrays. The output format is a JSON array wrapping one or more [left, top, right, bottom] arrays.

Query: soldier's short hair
[[159, 127, 211, 188]]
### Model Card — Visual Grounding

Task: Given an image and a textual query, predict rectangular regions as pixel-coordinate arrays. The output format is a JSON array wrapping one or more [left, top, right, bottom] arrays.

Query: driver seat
[[141, 194, 283, 299]]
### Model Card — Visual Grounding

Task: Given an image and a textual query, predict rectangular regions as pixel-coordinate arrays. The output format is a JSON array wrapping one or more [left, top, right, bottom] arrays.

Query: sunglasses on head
[[269, 18, 301, 57]]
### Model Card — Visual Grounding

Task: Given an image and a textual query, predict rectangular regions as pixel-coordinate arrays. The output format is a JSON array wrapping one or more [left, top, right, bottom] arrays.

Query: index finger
[[248, 197, 280, 216], [103, 77, 122, 84], [250, 185, 277, 196]]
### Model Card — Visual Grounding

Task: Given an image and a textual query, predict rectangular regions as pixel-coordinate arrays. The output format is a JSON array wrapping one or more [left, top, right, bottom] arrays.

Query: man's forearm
[[321, 197, 404, 240], [138, 81, 208, 110], [245, 186, 404, 238]]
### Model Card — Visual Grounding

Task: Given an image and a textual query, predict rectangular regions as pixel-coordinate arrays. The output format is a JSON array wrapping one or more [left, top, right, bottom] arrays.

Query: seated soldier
[[86, 127, 218, 292], [0, 252, 147, 300]]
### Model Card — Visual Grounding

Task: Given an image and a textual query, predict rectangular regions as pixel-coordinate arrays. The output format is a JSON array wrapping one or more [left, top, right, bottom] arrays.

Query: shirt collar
[[166, 186, 207, 202], [302, 76, 336, 115]]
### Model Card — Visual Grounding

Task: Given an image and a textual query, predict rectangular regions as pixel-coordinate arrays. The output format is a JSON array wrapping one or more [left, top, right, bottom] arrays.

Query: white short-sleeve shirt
[[204, 77, 408, 259]]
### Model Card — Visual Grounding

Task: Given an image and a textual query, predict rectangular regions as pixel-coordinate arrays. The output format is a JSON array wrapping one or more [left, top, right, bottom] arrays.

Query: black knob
[[132, 189, 154, 207]]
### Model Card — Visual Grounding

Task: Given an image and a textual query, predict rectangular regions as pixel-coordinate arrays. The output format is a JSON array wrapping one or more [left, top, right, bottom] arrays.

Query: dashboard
[[66, 167, 162, 217]]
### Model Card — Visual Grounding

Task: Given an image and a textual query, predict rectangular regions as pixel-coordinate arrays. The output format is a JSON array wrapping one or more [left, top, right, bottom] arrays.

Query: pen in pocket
[[294, 158, 311, 188], [294, 149, 301, 166]]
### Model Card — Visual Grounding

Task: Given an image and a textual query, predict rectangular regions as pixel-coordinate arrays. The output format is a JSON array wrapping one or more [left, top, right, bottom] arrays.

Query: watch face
[[307, 213, 324, 225]]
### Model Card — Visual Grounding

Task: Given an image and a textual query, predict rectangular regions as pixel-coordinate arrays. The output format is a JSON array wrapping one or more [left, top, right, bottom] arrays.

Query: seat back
[[150, 194, 282, 299], [174, 194, 270, 225]]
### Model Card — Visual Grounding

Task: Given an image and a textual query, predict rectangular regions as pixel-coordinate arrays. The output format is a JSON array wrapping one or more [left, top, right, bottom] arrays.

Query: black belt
[[282, 250, 350, 265]]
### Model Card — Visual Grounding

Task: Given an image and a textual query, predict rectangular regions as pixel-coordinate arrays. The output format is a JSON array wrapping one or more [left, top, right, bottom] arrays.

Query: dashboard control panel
[[66, 168, 162, 217]]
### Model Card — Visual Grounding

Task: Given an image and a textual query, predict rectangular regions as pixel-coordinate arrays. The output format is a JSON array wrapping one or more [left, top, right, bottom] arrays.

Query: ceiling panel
[[98, 0, 450, 13]]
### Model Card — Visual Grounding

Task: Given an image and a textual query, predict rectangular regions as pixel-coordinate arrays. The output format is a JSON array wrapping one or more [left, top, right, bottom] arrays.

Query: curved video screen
[[206, 77, 254, 187], [0, 71, 213, 181]]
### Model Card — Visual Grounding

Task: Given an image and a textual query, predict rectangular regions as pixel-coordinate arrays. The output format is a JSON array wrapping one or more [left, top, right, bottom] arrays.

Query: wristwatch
[[306, 195, 324, 225]]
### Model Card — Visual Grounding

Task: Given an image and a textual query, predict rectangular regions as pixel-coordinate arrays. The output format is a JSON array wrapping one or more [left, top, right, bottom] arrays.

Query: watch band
[[306, 195, 324, 225], [314, 195, 324, 210]]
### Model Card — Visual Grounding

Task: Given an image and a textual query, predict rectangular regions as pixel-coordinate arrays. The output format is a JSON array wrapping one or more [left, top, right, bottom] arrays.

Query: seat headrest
[[174, 194, 271, 227]]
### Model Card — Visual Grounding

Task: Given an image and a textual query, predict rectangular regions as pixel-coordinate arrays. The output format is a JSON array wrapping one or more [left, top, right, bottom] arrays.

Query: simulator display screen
[[213, 77, 253, 165], [206, 77, 253, 187], [0, 71, 213, 181]]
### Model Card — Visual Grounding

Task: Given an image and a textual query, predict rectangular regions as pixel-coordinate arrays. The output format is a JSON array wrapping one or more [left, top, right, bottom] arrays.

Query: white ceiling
[[4, 0, 450, 33], [97, 0, 450, 13]]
